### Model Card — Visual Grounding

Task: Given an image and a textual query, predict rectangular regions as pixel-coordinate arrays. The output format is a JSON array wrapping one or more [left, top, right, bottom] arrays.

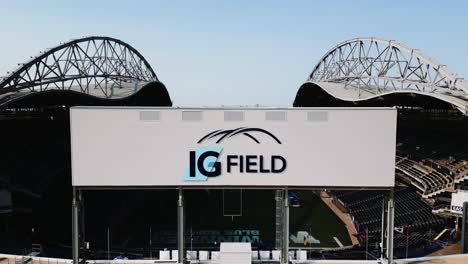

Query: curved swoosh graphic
[[197, 127, 281, 144]]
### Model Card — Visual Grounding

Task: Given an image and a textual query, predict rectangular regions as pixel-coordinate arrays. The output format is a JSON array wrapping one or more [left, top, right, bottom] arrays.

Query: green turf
[[289, 191, 352, 248], [181, 189, 351, 248]]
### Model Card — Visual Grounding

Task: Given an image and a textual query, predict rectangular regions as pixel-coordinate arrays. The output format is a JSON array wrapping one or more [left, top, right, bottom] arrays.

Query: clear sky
[[1, 0, 467, 106]]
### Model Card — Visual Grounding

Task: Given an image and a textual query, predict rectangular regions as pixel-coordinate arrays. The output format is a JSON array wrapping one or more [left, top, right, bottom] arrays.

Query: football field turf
[[289, 191, 352, 248], [182, 189, 352, 248]]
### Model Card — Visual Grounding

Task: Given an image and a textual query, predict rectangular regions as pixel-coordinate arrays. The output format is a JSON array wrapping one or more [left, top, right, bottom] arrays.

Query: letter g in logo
[[182, 147, 222, 181]]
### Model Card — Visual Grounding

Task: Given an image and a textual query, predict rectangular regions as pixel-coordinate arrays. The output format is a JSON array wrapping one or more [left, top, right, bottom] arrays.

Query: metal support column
[[72, 187, 80, 264], [79, 190, 85, 253], [386, 189, 395, 264], [177, 188, 184, 264], [282, 188, 289, 264], [380, 194, 388, 259], [79, 190, 87, 262], [461, 202, 468, 254], [275, 190, 284, 250]]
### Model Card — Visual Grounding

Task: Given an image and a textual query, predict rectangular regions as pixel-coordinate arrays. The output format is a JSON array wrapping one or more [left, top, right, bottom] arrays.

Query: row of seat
[[396, 155, 453, 196], [393, 230, 437, 249], [396, 138, 468, 196], [332, 187, 446, 250]]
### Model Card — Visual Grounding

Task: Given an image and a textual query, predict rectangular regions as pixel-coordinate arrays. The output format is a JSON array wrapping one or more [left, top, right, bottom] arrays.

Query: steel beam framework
[[308, 38, 468, 113], [0, 36, 158, 98]]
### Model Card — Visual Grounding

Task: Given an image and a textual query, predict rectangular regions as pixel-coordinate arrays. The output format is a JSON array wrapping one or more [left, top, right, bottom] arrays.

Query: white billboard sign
[[451, 191, 468, 214], [70, 107, 397, 187]]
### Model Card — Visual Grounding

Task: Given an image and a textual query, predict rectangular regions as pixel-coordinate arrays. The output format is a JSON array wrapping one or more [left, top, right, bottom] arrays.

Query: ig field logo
[[182, 127, 286, 182]]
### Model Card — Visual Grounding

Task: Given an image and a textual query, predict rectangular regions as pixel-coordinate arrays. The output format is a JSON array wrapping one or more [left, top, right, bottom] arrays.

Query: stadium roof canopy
[[294, 38, 468, 114], [0, 36, 171, 108]]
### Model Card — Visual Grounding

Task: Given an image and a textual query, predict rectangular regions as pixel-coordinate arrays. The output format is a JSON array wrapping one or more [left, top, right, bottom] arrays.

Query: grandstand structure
[[295, 37, 468, 198], [0, 36, 171, 257], [0, 36, 468, 263], [396, 154, 468, 199], [295, 38, 468, 260], [331, 185, 447, 258]]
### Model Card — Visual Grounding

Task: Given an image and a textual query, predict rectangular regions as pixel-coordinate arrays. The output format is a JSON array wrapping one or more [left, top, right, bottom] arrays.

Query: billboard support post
[[72, 187, 79, 264], [386, 189, 395, 263], [177, 188, 184, 264], [80, 190, 85, 250], [461, 202, 468, 254], [380, 194, 388, 259], [282, 188, 289, 264]]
